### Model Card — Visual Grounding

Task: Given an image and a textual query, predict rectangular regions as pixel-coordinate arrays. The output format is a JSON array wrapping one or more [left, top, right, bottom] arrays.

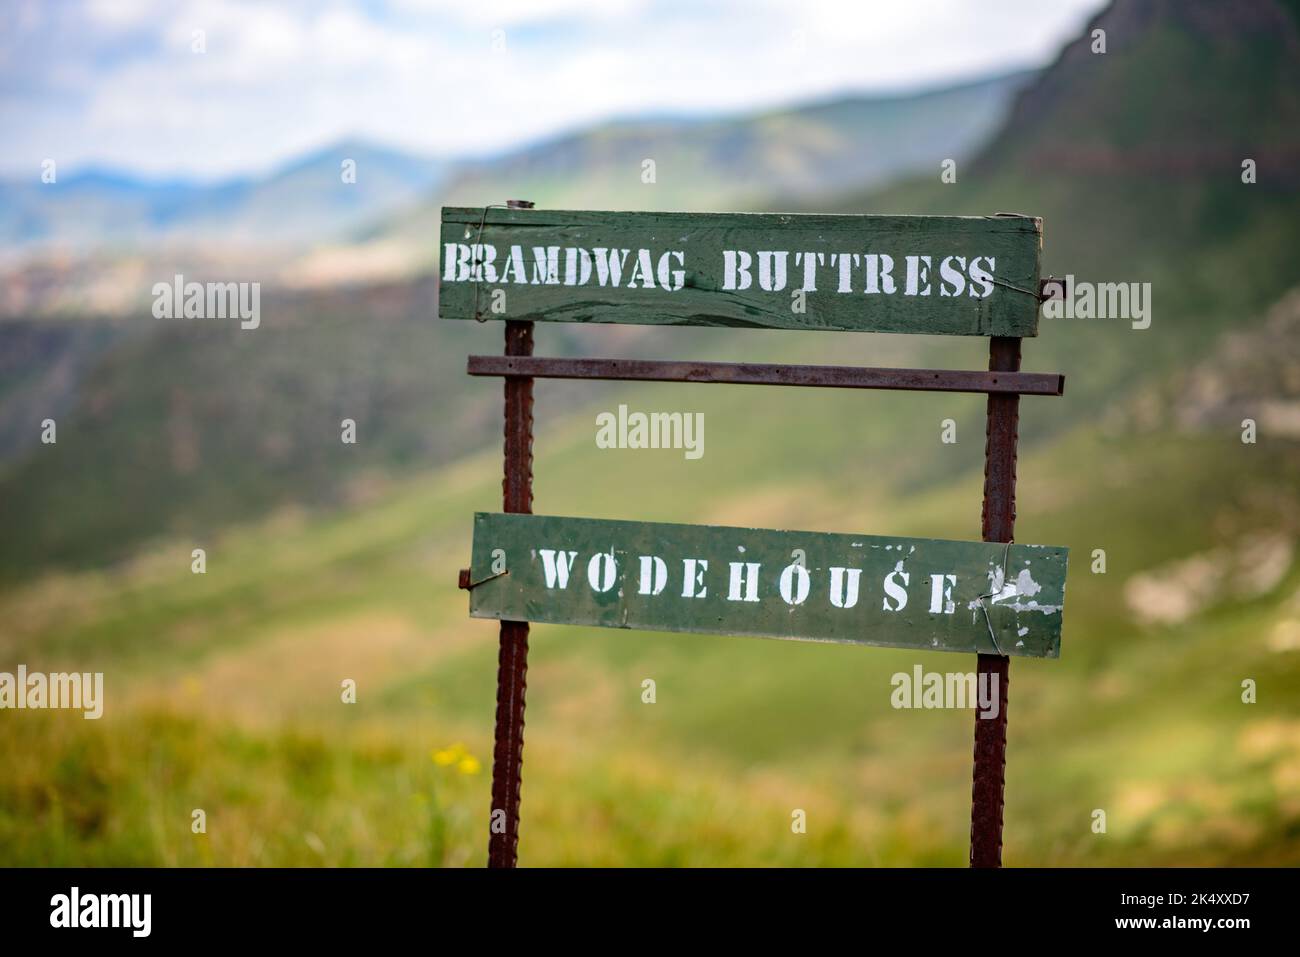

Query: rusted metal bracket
[[458, 568, 508, 590], [991, 275, 1066, 302]]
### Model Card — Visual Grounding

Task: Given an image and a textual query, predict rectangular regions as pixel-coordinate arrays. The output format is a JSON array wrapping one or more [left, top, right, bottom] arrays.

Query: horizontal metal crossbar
[[467, 355, 1065, 396]]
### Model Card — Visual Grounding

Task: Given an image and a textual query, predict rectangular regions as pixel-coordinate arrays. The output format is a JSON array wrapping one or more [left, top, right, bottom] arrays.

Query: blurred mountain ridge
[[0, 71, 1033, 257], [0, 139, 451, 250], [1, 0, 1298, 581]]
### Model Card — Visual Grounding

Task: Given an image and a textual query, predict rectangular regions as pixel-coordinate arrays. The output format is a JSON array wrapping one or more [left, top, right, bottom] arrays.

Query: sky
[[0, 0, 1106, 181]]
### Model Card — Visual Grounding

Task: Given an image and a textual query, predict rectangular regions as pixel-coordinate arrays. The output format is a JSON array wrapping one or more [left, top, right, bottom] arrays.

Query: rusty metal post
[[970, 335, 1021, 868], [487, 312, 534, 868]]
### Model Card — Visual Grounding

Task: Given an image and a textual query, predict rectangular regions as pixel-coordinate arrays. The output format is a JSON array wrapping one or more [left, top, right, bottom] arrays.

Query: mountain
[[981, 0, 1300, 178], [0, 71, 1031, 260], [0, 139, 449, 250], [0, 68, 1038, 502], [369, 70, 1034, 255], [4, 0, 1299, 577], [0, 70, 1035, 304], [804, 0, 1300, 417]]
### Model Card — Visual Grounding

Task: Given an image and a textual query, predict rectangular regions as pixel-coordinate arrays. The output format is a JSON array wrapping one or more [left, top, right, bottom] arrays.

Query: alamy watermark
[[1041, 274, 1151, 329], [891, 664, 999, 719], [0, 666, 103, 719], [152, 273, 260, 330], [596, 404, 704, 459], [50, 887, 150, 937]]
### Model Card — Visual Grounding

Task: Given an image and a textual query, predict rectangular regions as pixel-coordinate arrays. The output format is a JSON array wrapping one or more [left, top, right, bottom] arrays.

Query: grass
[[3, 380, 1298, 864]]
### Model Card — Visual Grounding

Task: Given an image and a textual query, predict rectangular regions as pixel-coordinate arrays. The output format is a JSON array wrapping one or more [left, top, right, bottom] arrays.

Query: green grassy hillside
[[3, 351, 1299, 864]]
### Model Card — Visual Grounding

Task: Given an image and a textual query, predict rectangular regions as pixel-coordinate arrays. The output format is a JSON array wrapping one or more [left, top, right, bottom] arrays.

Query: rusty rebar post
[[970, 335, 1021, 868], [488, 318, 534, 868]]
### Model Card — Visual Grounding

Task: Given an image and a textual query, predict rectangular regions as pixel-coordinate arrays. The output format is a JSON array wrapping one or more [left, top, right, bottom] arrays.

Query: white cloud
[[0, 0, 1106, 179], [389, 0, 651, 29], [84, 0, 159, 30]]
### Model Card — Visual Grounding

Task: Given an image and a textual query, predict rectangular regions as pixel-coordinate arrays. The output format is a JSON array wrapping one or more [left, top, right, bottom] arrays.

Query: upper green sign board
[[467, 513, 1067, 658], [439, 208, 1043, 336]]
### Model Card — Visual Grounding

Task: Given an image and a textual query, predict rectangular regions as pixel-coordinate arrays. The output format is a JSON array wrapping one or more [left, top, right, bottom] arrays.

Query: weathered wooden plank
[[467, 513, 1067, 658], [440, 207, 1042, 336]]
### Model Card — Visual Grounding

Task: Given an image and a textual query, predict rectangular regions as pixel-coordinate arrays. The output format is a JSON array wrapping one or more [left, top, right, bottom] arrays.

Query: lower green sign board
[[467, 513, 1068, 658]]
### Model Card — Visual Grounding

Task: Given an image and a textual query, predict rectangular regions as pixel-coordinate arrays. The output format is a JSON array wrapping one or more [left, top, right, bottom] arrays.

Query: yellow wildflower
[[457, 755, 481, 775], [432, 742, 469, 767]]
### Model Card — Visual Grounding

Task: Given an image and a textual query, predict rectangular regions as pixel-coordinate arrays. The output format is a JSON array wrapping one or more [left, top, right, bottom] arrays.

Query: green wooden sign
[[467, 512, 1067, 658], [440, 207, 1042, 337]]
